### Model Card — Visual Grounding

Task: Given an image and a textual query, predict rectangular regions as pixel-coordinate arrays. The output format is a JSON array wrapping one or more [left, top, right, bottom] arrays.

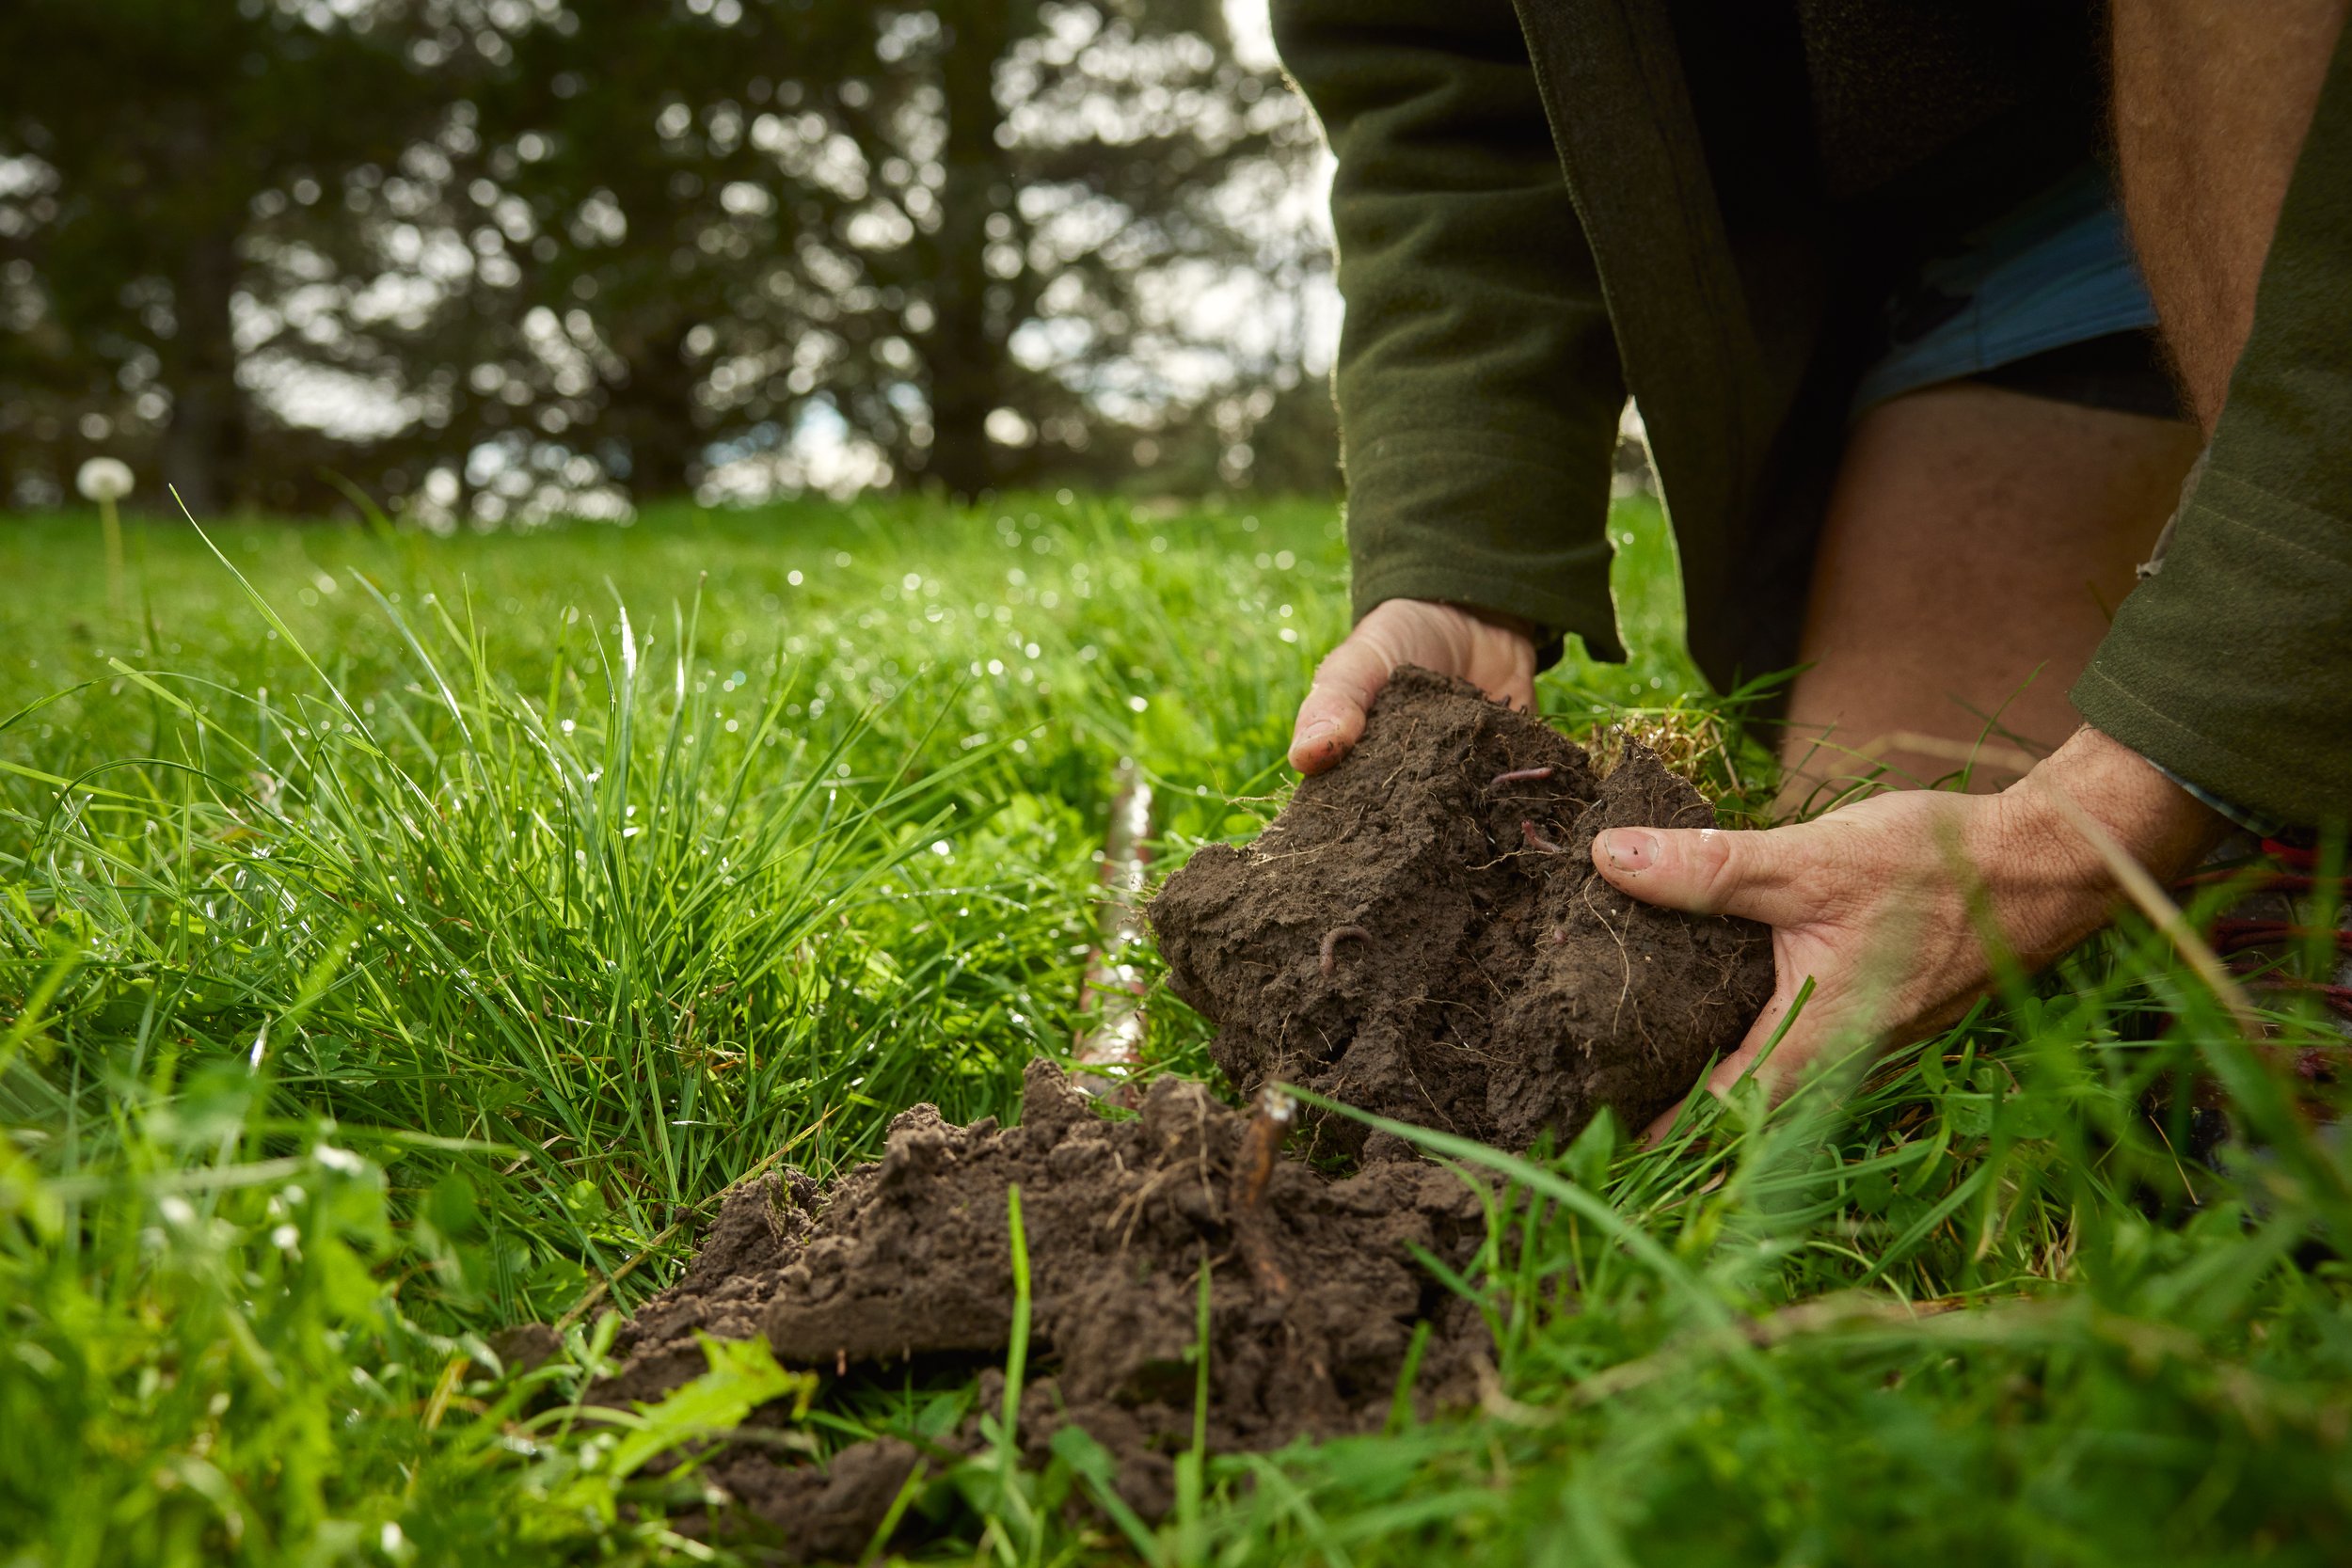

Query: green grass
[[1, 493, 2346, 1565]]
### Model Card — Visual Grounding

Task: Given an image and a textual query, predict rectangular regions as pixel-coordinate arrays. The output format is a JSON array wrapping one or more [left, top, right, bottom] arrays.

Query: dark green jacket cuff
[[1344, 430, 1625, 664]]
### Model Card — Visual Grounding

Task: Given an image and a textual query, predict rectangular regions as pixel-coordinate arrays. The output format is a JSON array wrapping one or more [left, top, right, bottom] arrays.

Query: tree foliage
[[0, 0, 1333, 517]]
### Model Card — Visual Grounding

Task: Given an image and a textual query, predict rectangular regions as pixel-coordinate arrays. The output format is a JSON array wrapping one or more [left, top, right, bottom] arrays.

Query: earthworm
[[1520, 820, 1566, 855], [1488, 766, 1553, 789], [1320, 924, 1372, 976]]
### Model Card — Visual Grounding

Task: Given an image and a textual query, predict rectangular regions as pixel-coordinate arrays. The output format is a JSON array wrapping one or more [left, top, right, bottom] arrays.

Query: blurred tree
[[0, 0, 453, 514], [796, 0, 1328, 497], [272, 0, 1332, 511], [468, 0, 813, 503], [0, 0, 1334, 517]]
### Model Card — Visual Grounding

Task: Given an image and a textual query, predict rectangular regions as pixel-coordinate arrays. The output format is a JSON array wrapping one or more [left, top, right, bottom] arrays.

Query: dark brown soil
[[577, 670, 1769, 1558], [591, 1060, 1488, 1558], [1149, 666, 1774, 1156]]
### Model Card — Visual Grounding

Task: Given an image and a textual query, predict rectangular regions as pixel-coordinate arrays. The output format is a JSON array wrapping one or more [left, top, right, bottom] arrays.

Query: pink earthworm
[[1319, 925, 1372, 976], [1520, 820, 1567, 855], [1488, 765, 1554, 789]]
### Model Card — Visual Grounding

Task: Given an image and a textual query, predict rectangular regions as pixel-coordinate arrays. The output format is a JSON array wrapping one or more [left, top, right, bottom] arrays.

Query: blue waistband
[[1853, 164, 2163, 413]]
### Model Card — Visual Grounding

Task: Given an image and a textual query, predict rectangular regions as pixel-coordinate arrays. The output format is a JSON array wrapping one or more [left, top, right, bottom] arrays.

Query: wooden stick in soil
[[1231, 1086, 1295, 1298], [1073, 756, 1155, 1099]]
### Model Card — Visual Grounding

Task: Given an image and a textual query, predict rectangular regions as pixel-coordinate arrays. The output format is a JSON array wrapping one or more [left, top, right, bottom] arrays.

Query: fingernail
[[1600, 829, 1658, 872], [1295, 719, 1337, 750]]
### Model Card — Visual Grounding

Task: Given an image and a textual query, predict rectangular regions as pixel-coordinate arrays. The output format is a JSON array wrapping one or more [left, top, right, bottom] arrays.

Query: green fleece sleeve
[[2072, 30, 2352, 830], [1273, 0, 1628, 661]]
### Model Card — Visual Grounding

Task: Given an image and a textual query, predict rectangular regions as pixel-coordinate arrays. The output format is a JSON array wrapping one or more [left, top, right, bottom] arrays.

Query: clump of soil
[[593, 1060, 1488, 1557], [1150, 666, 1773, 1155], [578, 669, 1768, 1556]]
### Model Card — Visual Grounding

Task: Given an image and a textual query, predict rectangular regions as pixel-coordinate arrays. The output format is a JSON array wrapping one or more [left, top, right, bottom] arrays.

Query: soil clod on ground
[[584, 670, 1770, 1556], [1149, 666, 1774, 1155], [592, 1060, 1488, 1555]]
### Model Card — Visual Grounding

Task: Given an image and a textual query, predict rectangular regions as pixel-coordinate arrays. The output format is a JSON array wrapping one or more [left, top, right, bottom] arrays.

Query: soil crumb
[[1150, 666, 1774, 1155], [592, 1060, 1488, 1557]]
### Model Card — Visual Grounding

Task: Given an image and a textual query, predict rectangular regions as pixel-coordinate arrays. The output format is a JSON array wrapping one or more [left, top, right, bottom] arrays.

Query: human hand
[[1589, 726, 2227, 1135], [1289, 599, 1538, 774]]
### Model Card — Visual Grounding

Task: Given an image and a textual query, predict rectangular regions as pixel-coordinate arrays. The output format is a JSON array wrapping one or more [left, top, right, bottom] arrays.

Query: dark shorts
[[1854, 163, 2185, 421]]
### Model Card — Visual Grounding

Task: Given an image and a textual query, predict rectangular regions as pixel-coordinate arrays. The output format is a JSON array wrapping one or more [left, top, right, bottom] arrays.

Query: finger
[[1288, 636, 1394, 774], [1590, 824, 1818, 927]]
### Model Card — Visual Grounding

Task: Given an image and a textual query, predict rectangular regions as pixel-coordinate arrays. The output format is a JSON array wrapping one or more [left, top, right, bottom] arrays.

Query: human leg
[[2112, 0, 2351, 428], [1778, 383, 2203, 809]]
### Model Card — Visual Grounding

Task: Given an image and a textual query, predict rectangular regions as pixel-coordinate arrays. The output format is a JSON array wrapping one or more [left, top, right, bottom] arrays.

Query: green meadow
[[2, 496, 2345, 1565]]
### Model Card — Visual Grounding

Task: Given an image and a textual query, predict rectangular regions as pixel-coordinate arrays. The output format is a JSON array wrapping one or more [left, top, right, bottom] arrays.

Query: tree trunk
[[919, 3, 1017, 499], [159, 226, 246, 517], [608, 315, 700, 503]]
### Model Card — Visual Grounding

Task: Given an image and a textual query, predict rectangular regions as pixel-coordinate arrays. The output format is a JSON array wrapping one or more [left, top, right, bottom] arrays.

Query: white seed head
[[76, 456, 134, 502]]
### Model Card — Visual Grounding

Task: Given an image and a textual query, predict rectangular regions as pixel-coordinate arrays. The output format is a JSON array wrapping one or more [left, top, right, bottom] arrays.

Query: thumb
[[1591, 824, 1813, 927]]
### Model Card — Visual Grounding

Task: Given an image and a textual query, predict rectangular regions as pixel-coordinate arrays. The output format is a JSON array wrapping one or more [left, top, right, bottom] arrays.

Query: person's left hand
[[1590, 725, 2227, 1135]]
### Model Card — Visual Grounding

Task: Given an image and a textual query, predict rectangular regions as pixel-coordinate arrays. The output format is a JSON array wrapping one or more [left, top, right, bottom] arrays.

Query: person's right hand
[[1289, 598, 1538, 774]]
